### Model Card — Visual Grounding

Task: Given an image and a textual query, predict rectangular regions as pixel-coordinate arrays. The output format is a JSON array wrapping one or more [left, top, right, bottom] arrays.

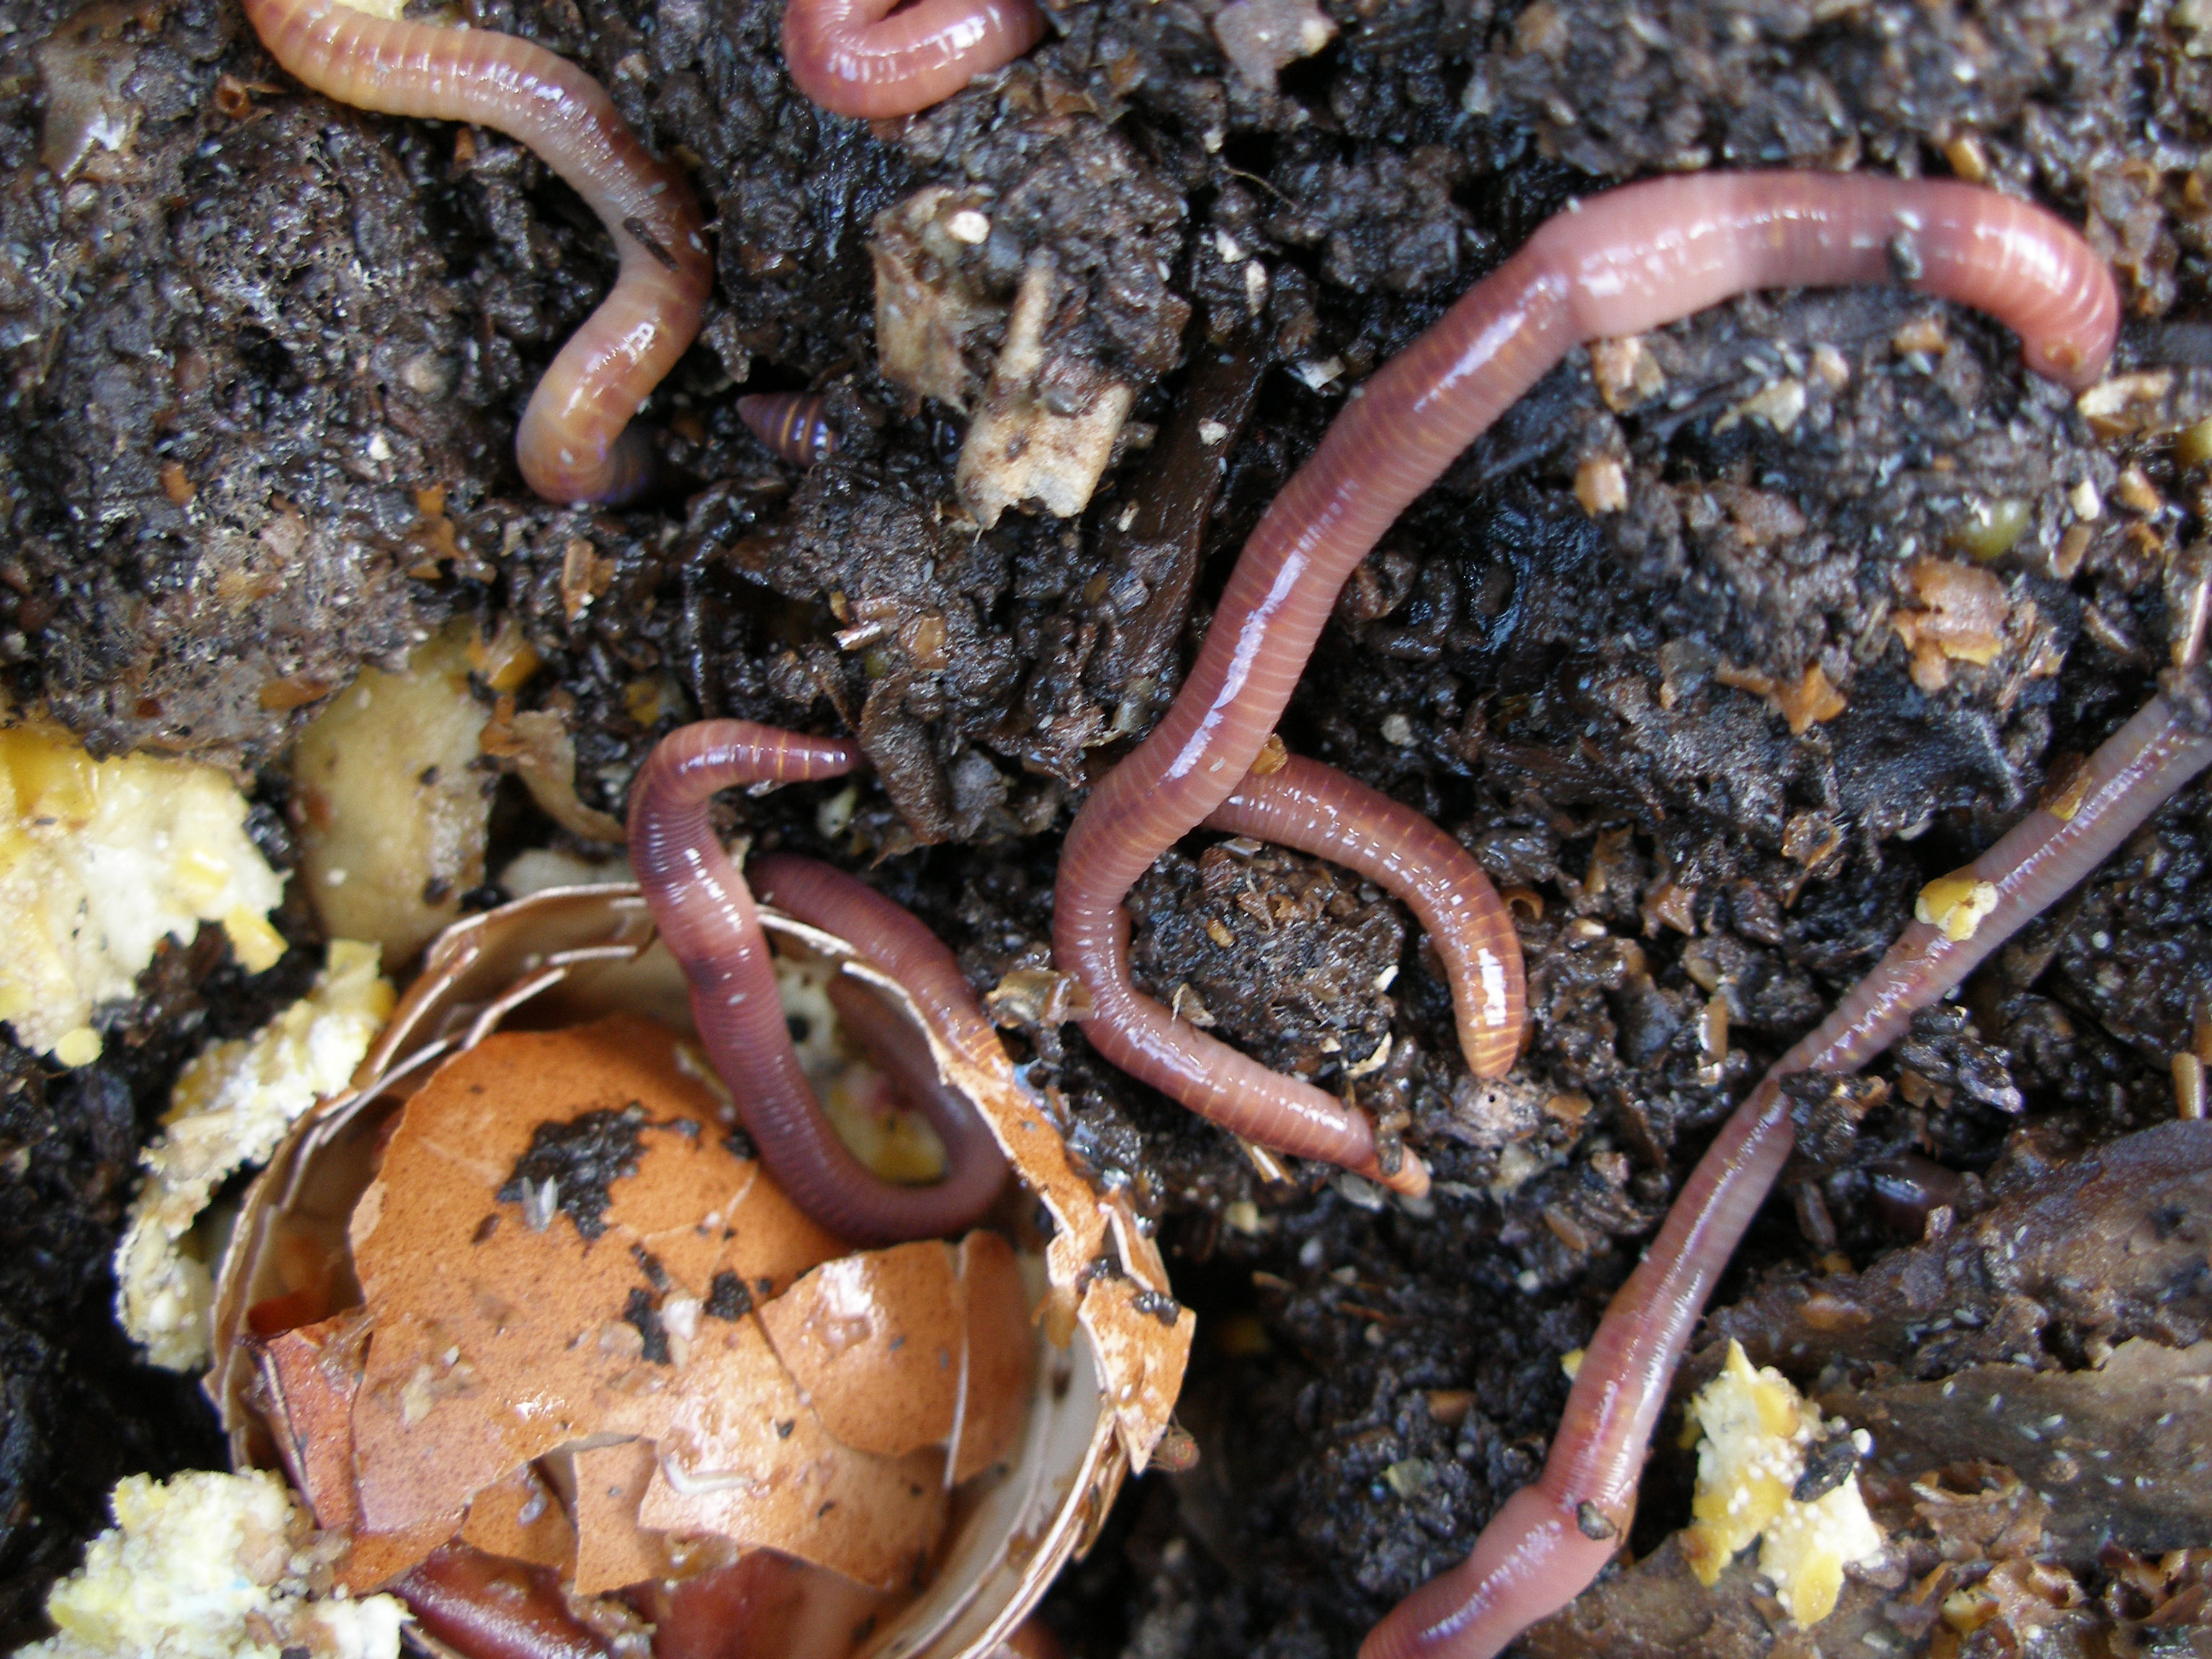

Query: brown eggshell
[[343, 1519, 465, 1595], [457, 1462, 575, 1571], [252, 1312, 368, 1532], [213, 884, 1193, 1659], [760, 1241, 966, 1462], [566, 1439, 663, 1595], [952, 1231, 1033, 1483], [345, 1015, 851, 1537], [640, 1310, 948, 1591], [756, 1232, 1033, 1483]]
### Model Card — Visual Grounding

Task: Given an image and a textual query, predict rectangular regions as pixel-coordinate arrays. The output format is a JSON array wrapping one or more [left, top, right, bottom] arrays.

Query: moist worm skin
[[1054, 171, 2118, 1204], [242, 0, 711, 504], [781, 0, 1046, 118], [1205, 755, 1524, 1081], [1361, 691, 2212, 1659], [627, 722, 1007, 1245], [738, 392, 840, 466]]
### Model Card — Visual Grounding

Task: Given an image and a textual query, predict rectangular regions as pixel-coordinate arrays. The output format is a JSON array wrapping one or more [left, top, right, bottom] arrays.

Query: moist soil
[[6, 0, 2212, 1652]]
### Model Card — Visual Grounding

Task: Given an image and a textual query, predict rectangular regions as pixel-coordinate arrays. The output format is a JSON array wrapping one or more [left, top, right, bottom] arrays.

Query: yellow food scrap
[[114, 941, 393, 1370], [0, 724, 286, 1064], [1679, 1341, 1884, 1627], [290, 626, 492, 963], [20, 1470, 405, 1659], [1915, 872, 1999, 943]]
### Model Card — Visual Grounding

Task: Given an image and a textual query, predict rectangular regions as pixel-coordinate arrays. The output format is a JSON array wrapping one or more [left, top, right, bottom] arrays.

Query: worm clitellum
[[739, 392, 840, 466], [1363, 685, 2212, 1659], [1054, 171, 2118, 1195], [1204, 753, 1524, 1082], [627, 721, 1008, 1245], [781, 0, 1046, 117], [243, 0, 711, 504]]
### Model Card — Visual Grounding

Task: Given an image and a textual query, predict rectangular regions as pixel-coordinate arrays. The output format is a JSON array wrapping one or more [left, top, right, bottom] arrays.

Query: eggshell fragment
[[567, 1439, 663, 1596], [951, 1231, 1033, 1484], [251, 1312, 369, 1532], [757, 1229, 1034, 1488], [345, 1014, 849, 1543], [642, 1310, 948, 1590], [457, 1464, 574, 1571], [763, 1242, 968, 1462]]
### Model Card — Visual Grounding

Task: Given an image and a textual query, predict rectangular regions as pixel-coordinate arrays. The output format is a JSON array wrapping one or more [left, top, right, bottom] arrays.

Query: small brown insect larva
[[738, 392, 840, 467]]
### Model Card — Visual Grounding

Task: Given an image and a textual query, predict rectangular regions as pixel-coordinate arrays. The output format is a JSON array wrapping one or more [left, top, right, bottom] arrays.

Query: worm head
[[210, 884, 1192, 1658]]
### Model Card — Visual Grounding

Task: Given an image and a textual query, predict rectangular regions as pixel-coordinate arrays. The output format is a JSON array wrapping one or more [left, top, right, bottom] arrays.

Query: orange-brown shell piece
[[346, 1013, 848, 1538], [330, 1011, 1037, 1592], [760, 1229, 1033, 1481]]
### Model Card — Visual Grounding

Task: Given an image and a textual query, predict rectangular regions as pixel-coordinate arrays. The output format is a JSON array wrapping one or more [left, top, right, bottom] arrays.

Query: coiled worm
[[1205, 753, 1524, 1083], [781, 0, 1046, 118], [242, 0, 712, 503], [627, 721, 1009, 1245], [1055, 171, 2118, 1201]]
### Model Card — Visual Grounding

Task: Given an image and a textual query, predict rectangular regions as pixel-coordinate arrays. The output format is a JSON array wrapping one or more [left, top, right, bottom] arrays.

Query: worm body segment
[[1054, 171, 2117, 1193], [1206, 755, 1523, 1081], [627, 721, 1009, 1245], [1362, 691, 2212, 1659], [243, 0, 711, 503], [739, 392, 839, 466], [781, 0, 1046, 118]]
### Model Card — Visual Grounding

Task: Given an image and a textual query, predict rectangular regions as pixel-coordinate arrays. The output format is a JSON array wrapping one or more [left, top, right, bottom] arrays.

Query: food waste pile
[[4, 0, 2212, 1653]]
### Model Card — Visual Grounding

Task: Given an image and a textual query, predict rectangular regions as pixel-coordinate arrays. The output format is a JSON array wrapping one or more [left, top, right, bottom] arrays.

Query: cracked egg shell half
[[210, 883, 1194, 1659]]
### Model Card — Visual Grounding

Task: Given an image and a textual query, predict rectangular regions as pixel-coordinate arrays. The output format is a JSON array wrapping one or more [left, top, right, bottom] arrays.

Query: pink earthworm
[[395, 1544, 612, 1659], [627, 721, 1008, 1245], [242, 0, 711, 504], [781, 0, 1046, 118], [739, 392, 840, 466], [1204, 754, 1524, 1081], [1055, 171, 2116, 1200], [1362, 688, 2212, 1659]]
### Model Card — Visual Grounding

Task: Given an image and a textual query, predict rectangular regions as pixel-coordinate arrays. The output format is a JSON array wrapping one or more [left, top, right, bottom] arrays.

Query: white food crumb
[[0, 724, 287, 1064], [114, 941, 393, 1370], [14, 1469, 406, 1659]]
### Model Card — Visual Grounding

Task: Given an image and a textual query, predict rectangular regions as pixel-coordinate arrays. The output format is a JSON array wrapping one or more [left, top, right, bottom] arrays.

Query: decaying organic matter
[[14, 0, 2212, 1653]]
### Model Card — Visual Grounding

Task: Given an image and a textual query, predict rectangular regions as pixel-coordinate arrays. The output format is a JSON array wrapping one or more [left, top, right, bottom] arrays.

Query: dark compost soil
[[6, 0, 2212, 1652]]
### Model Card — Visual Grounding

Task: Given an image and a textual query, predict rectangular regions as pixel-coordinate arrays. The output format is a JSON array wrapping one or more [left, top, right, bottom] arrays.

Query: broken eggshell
[[209, 881, 1195, 1658]]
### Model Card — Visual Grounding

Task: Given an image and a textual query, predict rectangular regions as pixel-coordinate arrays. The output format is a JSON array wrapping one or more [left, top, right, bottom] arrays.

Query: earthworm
[[781, 0, 1046, 118], [1204, 754, 1523, 1080], [1362, 688, 2212, 1659], [627, 721, 1007, 1245], [1056, 171, 2116, 1197], [395, 1544, 612, 1659], [241, 0, 711, 503], [739, 392, 840, 466]]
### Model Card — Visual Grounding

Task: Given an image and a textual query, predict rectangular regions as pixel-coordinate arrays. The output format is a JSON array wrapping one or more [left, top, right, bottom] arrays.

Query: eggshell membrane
[[639, 1309, 949, 1589], [567, 1438, 664, 1595], [457, 1462, 575, 1571], [346, 1015, 850, 1537]]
